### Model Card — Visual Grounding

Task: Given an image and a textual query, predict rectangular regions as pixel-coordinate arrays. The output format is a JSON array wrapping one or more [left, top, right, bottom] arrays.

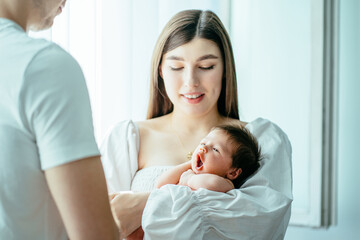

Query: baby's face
[[191, 129, 234, 177]]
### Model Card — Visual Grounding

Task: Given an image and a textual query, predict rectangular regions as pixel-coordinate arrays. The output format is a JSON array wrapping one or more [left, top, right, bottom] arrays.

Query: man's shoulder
[[30, 42, 76, 69], [3, 27, 53, 56], [1, 28, 73, 70], [24, 40, 81, 82]]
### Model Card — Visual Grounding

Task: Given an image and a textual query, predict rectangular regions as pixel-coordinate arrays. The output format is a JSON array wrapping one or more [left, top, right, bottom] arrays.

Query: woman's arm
[[110, 191, 150, 238], [155, 161, 191, 188], [179, 170, 234, 192], [100, 121, 143, 237], [100, 120, 140, 193]]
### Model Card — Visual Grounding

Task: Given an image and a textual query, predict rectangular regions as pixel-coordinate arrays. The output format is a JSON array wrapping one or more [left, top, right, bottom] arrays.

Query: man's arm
[[45, 156, 119, 240], [155, 161, 191, 188], [181, 171, 234, 193]]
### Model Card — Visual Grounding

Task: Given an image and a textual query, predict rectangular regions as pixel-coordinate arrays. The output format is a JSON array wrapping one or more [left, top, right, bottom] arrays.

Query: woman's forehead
[[163, 38, 221, 61]]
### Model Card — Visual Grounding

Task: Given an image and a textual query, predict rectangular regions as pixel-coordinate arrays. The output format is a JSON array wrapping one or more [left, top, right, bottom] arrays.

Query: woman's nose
[[184, 68, 199, 87]]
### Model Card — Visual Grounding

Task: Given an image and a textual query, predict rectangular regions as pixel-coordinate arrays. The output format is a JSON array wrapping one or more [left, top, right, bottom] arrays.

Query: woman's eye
[[199, 65, 214, 70], [213, 147, 219, 153], [170, 66, 183, 71]]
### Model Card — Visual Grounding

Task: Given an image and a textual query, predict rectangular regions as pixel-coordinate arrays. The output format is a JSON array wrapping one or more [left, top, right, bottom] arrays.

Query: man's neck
[[0, 0, 30, 31]]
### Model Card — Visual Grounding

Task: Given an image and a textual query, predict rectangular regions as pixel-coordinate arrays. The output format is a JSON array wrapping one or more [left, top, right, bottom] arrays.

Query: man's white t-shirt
[[0, 18, 100, 239]]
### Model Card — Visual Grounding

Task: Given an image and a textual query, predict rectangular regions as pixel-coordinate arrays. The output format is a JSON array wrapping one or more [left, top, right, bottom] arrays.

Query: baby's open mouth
[[196, 154, 203, 169]]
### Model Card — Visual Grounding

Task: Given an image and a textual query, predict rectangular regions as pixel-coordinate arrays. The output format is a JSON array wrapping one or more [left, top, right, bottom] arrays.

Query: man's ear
[[227, 168, 242, 180]]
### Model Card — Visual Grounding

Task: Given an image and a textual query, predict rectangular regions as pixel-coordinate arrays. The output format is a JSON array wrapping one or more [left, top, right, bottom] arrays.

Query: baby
[[156, 124, 262, 192], [128, 124, 262, 239]]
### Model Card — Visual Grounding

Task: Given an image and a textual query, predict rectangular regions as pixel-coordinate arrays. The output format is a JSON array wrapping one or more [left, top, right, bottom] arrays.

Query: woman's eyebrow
[[166, 55, 183, 61], [196, 54, 219, 61], [166, 54, 219, 61]]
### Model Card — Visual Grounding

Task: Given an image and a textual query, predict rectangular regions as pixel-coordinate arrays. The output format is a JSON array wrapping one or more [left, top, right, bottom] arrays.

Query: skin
[[0, 0, 66, 31], [137, 38, 243, 169], [160, 38, 224, 118], [29, 0, 66, 31], [1, 0, 119, 238], [191, 129, 240, 178], [111, 37, 246, 237], [46, 157, 119, 239]]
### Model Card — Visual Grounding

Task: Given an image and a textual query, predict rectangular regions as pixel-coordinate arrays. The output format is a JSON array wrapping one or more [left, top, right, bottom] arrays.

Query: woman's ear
[[159, 65, 163, 79], [227, 168, 242, 180]]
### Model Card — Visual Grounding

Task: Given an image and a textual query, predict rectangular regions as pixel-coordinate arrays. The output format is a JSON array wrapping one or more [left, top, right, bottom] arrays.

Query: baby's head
[[191, 124, 261, 188]]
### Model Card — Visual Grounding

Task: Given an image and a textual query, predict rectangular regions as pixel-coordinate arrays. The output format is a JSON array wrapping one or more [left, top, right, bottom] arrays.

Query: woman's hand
[[110, 191, 150, 238], [179, 169, 196, 186]]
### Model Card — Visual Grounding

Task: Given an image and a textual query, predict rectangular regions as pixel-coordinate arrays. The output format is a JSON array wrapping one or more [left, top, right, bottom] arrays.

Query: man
[[0, 0, 119, 239]]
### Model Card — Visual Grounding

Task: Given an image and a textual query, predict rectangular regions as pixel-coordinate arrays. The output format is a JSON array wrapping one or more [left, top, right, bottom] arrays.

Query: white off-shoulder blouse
[[100, 118, 293, 240], [131, 166, 173, 192]]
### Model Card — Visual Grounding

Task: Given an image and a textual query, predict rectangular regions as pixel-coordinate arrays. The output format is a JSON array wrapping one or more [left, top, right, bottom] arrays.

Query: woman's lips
[[181, 93, 205, 104]]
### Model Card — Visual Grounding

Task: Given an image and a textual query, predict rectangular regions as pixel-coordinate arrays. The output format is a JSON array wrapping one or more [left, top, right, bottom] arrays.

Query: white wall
[[285, 0, 360, 238]]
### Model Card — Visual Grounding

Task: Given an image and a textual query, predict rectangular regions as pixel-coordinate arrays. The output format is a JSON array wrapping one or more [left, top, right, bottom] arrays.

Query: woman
[[101, 10, 292, 239]]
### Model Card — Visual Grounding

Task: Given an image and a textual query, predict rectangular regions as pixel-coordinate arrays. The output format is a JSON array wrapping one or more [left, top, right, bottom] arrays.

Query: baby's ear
[[227, 168, 242, 180]]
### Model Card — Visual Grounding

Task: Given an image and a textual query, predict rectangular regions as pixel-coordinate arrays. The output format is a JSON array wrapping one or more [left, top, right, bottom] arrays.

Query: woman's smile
[[181, 92, 205, 104]]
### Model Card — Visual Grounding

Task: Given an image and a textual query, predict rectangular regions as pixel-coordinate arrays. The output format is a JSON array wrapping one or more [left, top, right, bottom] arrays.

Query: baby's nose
[[200, 146, 207, 153]]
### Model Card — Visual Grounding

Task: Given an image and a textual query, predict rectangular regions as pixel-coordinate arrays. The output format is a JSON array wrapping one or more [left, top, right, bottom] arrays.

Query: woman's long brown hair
[[147, 10, 239, 120]]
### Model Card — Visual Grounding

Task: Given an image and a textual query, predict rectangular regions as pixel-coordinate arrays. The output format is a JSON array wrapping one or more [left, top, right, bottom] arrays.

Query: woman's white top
[[100, 118, 293, 240], [131, 166, 173, 192]]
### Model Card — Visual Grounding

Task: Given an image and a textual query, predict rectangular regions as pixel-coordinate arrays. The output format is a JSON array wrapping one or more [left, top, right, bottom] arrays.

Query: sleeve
[[100, 120, 139, 193], [21, 44, 100, 170], [142, 118, 293, 240]]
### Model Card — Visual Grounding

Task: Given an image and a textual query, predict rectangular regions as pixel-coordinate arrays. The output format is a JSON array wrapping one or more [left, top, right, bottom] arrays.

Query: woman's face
[[160, 38, 224, 117]]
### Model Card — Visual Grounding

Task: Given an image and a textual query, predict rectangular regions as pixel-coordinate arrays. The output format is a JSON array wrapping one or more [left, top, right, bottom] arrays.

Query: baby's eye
[[213, 147, 219, 153], [199, 65, 214, 70], [200, 143, 205, 146]]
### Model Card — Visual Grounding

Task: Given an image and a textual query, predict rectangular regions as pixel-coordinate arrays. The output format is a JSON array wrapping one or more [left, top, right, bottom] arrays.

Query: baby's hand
[[179, 169, 195, 186]]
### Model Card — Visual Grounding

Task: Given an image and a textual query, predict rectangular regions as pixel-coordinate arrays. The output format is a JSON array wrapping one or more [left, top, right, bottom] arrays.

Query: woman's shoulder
[[221, 117, 288, 141], [101, 119, 139, 144], [136, 115, 170, 132], [107, 119, 137, 132], [245, 118, 287, 136], [246, 118, 291, 155]]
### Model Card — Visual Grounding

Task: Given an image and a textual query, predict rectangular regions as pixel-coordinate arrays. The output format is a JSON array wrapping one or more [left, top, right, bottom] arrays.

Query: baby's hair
[[213, 124, 262, 188]]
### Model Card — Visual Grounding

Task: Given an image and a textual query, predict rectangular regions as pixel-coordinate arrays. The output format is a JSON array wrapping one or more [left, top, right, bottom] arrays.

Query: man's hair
[[214, 124, 262, 188]]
